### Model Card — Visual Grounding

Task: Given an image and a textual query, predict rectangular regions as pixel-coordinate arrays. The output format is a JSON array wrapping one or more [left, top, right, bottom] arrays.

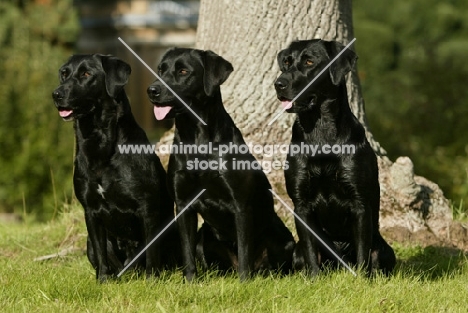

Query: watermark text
[[117, 142, 356, 157]]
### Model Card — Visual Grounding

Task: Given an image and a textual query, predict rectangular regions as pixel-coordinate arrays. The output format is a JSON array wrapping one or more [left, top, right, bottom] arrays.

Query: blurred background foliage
[[0, 0, 79, 219], [354, 0, 468, 211], [0, 0, 467, 219]]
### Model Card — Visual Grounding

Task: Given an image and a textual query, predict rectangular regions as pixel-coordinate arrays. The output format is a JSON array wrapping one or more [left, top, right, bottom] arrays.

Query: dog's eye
[[82, 71, 91, 78], [305, 60, 314, 66], [60, 70, 68, 78], [179, 69, 189, 75], [283, 60, 290, 66]]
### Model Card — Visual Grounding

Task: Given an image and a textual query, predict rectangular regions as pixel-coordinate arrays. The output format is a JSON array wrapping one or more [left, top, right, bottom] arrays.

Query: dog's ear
[[99, 55, 131, 98], [277, 48, 289, 72], [324, 41, 357, 85], [202, 50, 233, 96]]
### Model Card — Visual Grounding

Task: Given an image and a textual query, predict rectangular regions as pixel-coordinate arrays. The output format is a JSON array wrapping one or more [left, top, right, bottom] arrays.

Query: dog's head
[[52, 54, 131, 121], [274, 40, 357, 113], [147, 48, 233, 121]]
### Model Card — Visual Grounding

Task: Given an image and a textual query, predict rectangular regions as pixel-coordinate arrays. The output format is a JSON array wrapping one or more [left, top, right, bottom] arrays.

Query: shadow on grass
[[395, 245, 467, 280]]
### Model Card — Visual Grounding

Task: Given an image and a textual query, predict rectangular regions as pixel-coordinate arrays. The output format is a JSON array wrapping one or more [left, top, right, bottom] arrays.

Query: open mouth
[[278, 96, 293, 110], [278, 94, 319, 112], [152, 103, 173, 120], [58, 108, 74, 121]]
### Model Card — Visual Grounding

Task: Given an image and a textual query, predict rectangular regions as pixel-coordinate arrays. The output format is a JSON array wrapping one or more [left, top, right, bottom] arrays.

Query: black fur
[[147, 48, 295, 281], [52, 54, 181, 282], [274, 40, 395, 276]]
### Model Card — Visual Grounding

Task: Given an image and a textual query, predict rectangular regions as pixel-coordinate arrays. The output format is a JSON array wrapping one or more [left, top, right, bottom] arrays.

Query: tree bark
[[196, 0, 385, 160], [159, 0, 456, 246]]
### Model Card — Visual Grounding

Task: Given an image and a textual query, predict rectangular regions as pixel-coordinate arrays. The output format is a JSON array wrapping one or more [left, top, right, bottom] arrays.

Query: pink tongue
[[153, 106, 172, 120], [281, 101, 293, 109], [59, 110, 73, 118]]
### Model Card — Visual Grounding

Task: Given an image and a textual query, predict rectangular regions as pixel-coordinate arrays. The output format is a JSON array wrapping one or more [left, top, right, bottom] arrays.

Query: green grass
[[1, 204, 467, 313], [452, 199, 468, 222]]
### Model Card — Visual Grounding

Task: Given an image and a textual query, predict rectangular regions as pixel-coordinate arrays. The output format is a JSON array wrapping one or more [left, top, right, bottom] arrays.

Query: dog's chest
[[174, 170, 238, 238], [75, 161, 143, 213], [306, 159, 357, 237], [99, 209, 143, 240], [306, 156, 352, 191], [85, 181, 144, 239], [96, 184, 105, 199], [315, 200, 354, 237]]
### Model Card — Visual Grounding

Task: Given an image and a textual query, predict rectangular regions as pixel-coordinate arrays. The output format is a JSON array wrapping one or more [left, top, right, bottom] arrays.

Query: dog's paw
[[183, 270, 197, 283], [97, 273, 115, 283], [96, 268, 117, 283], [238, 268, 254, 282], [145, 268, 163, 280], [303, 265, 321, 279]]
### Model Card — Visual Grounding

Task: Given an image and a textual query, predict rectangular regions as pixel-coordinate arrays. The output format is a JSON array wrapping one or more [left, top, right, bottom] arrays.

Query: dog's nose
[[147, 85, 161, 98], [274, 78, 288, 90], [52, 89, 64, 101]]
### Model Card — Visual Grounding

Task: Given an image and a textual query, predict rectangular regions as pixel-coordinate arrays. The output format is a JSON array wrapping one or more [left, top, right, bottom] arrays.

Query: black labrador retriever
[[52, 54, 180, 282], [274, 40, 395, 276], [147, 48, 295, 281]]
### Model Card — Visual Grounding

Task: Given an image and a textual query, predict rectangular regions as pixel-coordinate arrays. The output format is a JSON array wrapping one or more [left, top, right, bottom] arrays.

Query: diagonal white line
[[118, 37, 207, 126], [268, 38, 357, 126], [117, 189, 206, 278], [269, 189, 357, 276]]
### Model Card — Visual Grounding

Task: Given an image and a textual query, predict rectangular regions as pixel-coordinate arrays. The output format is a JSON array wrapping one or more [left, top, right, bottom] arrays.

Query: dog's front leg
[[176, 205, 198, 282], [85, 212, 112, 282], [353, 207, 372, 274], [144, 214, 162, 278], [236, 210, 254, 281], [294, 209, 321, 277]]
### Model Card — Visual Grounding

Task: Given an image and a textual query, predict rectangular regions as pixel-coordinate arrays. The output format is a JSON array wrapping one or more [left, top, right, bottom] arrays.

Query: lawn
[[1, 204, 467, 313]]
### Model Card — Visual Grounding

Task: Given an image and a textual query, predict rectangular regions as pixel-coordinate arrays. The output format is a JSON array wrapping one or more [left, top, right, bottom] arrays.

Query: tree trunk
[[159, 0, 456, 247], [195, 0, 385, 165]]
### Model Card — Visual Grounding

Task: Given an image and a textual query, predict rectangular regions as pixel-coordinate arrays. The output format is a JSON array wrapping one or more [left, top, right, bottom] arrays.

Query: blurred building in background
[[74, 0, 199, 133]]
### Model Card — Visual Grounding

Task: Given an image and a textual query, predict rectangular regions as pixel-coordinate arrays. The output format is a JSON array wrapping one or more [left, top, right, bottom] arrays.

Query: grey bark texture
[[158, 0, 457, 246]]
